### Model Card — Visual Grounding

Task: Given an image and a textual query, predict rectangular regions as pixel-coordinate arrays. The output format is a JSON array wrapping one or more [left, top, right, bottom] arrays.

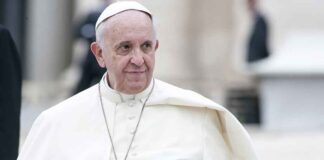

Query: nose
[[130, 50, 144, 66]]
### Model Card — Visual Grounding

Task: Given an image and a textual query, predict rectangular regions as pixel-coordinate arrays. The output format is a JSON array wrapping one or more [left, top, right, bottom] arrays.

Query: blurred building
[[1, 0, 324, 130], [236, 0, 324, 130]]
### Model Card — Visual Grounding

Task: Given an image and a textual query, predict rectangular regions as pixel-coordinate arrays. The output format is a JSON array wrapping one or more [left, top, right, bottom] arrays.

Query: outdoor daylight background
[[1, 0, 324, 159]]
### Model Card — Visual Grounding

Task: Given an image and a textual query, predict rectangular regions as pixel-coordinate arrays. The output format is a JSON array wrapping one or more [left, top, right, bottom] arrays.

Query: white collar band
[[100, 72, 154, 104]]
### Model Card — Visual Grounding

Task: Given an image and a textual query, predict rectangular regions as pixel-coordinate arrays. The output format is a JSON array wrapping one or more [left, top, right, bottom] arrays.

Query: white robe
[[18, 78, 257, 160]]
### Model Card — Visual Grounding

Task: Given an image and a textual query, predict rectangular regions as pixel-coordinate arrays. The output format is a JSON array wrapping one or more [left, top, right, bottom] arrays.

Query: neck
[[102, 73, 154, 103], [105, 75, 146, 95]]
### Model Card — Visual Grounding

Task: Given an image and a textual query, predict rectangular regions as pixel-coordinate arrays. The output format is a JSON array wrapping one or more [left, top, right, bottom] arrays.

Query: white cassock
[[18, 75, 258, 160]]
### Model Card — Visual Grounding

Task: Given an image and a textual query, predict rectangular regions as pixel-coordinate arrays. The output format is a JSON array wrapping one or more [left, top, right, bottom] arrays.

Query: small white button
[[128, 101, 135, 107], [131, 144, 137, 149]]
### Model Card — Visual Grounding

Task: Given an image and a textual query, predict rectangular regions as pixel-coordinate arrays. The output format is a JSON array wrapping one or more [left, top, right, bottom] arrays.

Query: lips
[[125, 70, 146, 74]]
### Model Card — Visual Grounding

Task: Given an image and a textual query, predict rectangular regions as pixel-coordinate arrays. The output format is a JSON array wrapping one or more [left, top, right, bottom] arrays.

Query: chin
[[127, 82, 147, 93]]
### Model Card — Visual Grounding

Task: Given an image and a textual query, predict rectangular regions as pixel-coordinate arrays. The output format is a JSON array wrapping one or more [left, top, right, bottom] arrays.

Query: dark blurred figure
[[73, 1, 111, 94], [0, 25, 22, 160], [246, 0, 270, 63]]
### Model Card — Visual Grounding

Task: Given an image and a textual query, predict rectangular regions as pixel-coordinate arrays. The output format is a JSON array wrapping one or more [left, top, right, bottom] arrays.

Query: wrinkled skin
[[91, 10, 159, 94]]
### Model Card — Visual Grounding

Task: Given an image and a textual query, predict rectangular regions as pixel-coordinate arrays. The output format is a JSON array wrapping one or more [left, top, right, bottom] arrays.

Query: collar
[[99, 73, 154, 104]]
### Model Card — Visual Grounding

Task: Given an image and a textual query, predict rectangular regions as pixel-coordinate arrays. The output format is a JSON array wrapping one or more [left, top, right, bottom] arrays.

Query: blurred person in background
[[73, 0, 111, 94], [246, 0, 270, 63], [0, 25, 22, 160], [18, 1, 257, 160]]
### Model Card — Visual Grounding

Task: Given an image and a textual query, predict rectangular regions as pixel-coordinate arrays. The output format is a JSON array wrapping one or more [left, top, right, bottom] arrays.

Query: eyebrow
[[114, 41, 131, 50]]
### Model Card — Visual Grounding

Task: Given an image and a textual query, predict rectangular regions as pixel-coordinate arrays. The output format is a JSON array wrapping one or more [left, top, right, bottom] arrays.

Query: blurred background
[[1, 0, 324, 159]]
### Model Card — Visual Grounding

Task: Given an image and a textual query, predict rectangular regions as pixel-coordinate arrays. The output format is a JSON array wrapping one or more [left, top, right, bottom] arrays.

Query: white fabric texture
[[18, 77, 257, 160]]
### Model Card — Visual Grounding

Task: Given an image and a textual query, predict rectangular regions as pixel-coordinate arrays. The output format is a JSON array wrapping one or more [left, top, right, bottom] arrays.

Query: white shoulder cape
[[149, 79, 257, 159], [18, 79, 257, 160]]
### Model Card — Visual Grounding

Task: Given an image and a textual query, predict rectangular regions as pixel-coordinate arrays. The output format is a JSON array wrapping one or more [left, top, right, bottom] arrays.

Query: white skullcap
[[95, 1, 152, 30]]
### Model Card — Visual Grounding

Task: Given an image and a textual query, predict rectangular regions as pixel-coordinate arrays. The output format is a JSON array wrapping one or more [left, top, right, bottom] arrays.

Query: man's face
[[92, 10, 158, 94]]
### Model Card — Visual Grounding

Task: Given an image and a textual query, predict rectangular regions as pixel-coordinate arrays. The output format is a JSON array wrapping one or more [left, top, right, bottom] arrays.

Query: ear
[[154, 39, 159, 51], [90, 42, 106, 68]]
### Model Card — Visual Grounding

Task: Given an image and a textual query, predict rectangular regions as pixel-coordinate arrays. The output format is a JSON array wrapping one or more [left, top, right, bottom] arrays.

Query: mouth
[[125, 71, 146, 80], [125, 71, 146, 77], [125, 70, 146, 74]]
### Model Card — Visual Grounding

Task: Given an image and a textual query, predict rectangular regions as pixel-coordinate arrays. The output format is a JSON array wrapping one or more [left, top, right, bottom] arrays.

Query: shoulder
[[0, 26, 12, 44], [152, 79, 224, 110], [41, 84, 99, 120], [154, 79, 200, 96], [155, 79, 215, 100], [0, 25, 10, 37], [0, 24, 7, 31]]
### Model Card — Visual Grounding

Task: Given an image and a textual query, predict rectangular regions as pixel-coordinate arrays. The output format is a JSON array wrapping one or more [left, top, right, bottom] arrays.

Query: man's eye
[[116, 44, 132, 55], [143, 43, 151, 48], [144, 43, 152, 48], [121, 45, 130, 50], [142, 42, 152, 52]]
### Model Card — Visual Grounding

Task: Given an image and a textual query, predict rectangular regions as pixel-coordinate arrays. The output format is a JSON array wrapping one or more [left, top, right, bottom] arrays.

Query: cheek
[[103, 58, 113, 70], [103, 56, 118, 74], [116, 56, 132, 71], [145, 54, 155, 69]]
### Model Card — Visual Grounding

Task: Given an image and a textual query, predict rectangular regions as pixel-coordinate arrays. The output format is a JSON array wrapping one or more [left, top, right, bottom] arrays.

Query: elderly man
[[18, 1, 257, 160]]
